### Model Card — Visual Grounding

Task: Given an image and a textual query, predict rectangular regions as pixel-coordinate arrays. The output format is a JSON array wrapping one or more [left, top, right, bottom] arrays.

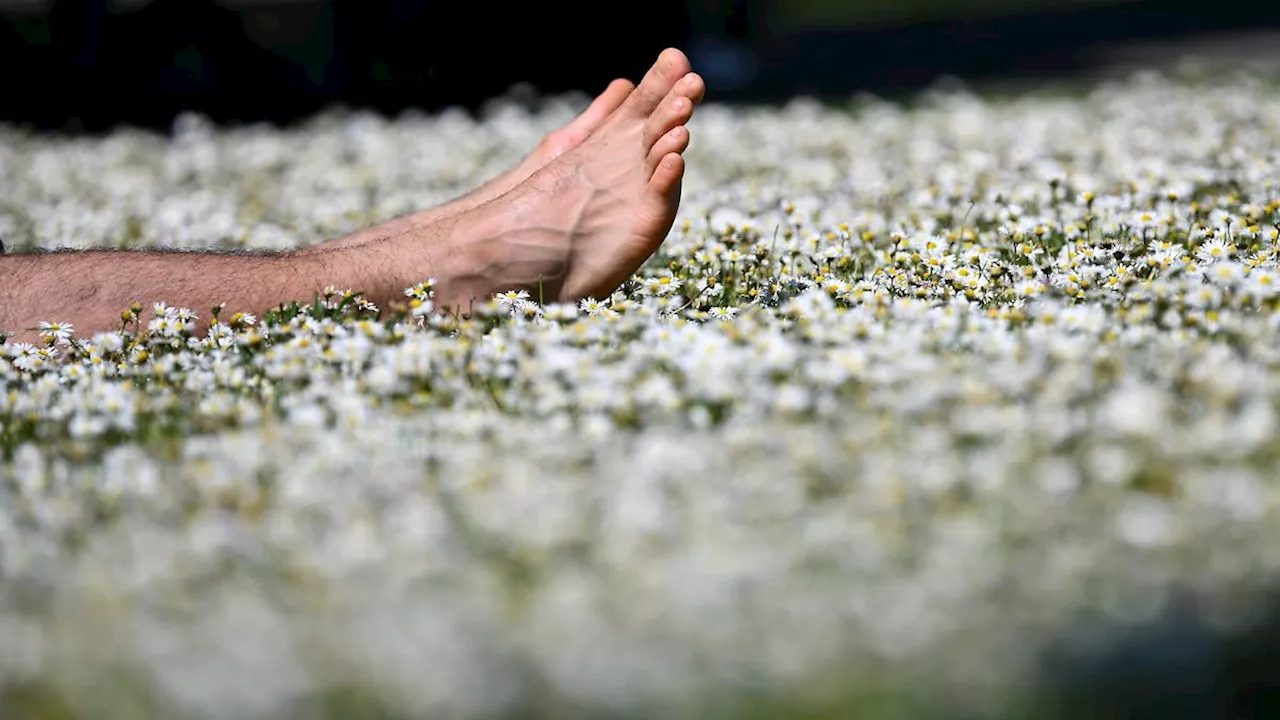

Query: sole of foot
[[442, 48, 706, 307]]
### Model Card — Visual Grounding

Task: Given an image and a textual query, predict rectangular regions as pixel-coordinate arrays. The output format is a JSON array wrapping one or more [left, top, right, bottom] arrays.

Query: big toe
[[622, 47, 694, 118]]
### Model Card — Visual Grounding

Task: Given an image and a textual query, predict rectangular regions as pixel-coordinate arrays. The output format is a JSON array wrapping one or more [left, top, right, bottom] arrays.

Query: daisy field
[[4, 58, 1280, 718]]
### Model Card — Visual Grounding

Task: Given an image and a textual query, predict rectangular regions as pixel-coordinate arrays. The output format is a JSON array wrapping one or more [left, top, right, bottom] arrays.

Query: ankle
[[431, 208, 573, 313]]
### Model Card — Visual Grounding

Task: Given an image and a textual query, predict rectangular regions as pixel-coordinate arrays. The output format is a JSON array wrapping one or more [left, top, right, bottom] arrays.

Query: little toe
[[643, 94, 694, 149], [646, 152, 685, 204], [622, 48, 693, 118], [646, 125, 690, 178]]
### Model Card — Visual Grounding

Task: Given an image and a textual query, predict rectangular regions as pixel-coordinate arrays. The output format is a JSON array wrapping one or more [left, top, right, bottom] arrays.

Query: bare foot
[[436, 48, 706, 308], [0, 56, 701, 343], [299, 78, 635, 255]]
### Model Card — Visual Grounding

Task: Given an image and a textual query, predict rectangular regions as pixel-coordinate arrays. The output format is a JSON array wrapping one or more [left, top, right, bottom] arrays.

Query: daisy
[[36, 321, 74, 344], [1195, 238, 1233, 264], [579, 298, 609, 316], [409, 297, 434, 318], [495, 289, 533, 314]]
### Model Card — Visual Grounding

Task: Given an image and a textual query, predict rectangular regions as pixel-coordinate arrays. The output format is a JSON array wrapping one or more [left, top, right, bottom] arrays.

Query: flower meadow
[[5, 65, 1280, 718]]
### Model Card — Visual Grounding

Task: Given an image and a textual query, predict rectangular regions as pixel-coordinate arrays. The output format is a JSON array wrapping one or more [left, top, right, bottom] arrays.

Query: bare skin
[[0, 49, 706, 346], [297, 77, 639, 255], [449, 49, 703, 303]]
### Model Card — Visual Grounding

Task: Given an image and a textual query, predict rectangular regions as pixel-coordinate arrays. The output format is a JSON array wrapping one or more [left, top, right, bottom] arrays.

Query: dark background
[[2, 0, 1280, 132]]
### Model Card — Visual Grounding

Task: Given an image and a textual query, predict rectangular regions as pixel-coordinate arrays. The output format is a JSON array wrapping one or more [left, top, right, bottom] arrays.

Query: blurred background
[[3, 0, 1280, 131]]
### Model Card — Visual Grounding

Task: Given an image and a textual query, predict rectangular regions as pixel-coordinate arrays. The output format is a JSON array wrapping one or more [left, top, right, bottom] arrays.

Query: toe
[[622, 47, 693, 117], [678, 72, 707, 105], [646, 152, 685, 205], [646, 125, 691, 178], [642, 93, 694, 149]]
